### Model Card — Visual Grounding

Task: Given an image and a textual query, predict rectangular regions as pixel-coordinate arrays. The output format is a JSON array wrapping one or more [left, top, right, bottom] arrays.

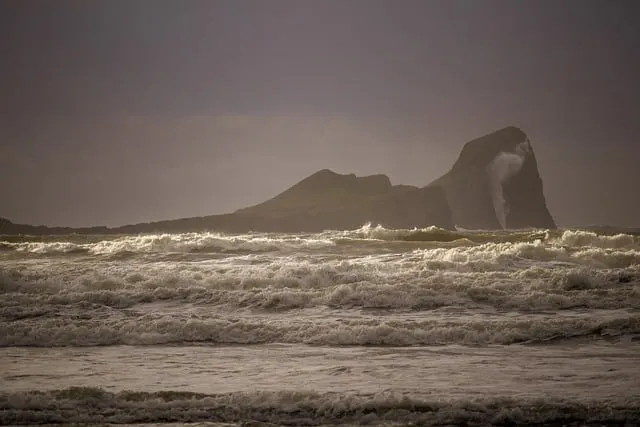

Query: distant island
[[1, 126, 556, 235]]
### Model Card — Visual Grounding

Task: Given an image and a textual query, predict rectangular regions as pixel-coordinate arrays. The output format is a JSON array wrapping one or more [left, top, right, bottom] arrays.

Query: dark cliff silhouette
[[1, 127, 557, 235], [230, 169, 454, 231], [0, 171, 454, 234], [429, 127, 556, 230]]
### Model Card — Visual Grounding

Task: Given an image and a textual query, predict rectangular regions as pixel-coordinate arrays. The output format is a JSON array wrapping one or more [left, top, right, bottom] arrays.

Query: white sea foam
[[2, 263, 638, 315], [2, 228, 640, 425], [0, 387, 637, 426], [2, 230, 639, 317], [332, 223, 446, 240], [1, 307, 637, 347], [4, 226, 639, 255], [551, 229, 639, 249], [1, 227, 639, 349], [2, 226, 638, 255], [2, 232, 336, 255]]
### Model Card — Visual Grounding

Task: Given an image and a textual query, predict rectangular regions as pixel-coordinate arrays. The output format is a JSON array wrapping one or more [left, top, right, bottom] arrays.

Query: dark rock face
[[231, 169, 454, 232], [1, 172, 454, 235], [430, 127, 556, 230]]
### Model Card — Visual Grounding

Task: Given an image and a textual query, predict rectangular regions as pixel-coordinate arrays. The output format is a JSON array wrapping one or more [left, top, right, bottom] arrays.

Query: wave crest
[[2, 226, 639, 256], [1, 312, 637, 347], [1, 232, 335, 255], [1, 387, 637, 425]]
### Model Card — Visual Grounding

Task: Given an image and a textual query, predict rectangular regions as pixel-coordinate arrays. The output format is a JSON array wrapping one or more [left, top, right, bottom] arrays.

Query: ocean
[[1, 224, 639, 426]]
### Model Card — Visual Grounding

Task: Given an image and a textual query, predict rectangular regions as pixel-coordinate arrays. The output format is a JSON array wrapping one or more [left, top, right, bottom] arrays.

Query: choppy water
[[1, 225, 639, 426]]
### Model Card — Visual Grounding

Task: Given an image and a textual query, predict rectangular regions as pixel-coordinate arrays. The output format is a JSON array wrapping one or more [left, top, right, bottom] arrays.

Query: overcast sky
[[1, 0, 639, 227]]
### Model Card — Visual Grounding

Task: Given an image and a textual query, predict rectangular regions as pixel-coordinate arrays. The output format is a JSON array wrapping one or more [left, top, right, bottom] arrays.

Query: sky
[[1, 0, 639, 228]]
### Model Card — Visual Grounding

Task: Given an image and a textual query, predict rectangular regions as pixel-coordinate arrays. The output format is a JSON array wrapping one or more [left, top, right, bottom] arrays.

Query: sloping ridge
[[231, 169, 454, 231], [236, 169, 393, 215], [0, 171, 455, 234], [429, 126, 556, 229]]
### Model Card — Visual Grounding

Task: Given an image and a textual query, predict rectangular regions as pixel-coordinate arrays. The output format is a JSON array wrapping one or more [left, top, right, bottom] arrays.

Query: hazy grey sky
[[1, 0, 639, 227]]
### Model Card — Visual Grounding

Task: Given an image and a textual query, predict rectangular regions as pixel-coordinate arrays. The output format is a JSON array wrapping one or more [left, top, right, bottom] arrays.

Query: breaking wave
[[3, 226, 639, 426], [1, 387, 637, 426], [2, 225, 639, 347], [339, 224, 640, 248], [2, 226, 639, 256], [2, 265, 639, 314], [0, 232, 336, 255], [1, 312, 638, 347]]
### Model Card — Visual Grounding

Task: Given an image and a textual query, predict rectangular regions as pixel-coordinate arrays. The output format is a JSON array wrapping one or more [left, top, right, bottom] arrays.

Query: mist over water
[[1, 225, 639, 425], [487, 139, 531, 228]]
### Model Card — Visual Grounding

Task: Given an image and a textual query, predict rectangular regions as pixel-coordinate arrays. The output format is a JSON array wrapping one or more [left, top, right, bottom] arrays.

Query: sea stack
[[1, 127, 557, 235], [429, 126, 556, 230]]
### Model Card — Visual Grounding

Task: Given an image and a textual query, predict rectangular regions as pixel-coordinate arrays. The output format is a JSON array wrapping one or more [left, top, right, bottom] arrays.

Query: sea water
[[1, 225, 639, 425]]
